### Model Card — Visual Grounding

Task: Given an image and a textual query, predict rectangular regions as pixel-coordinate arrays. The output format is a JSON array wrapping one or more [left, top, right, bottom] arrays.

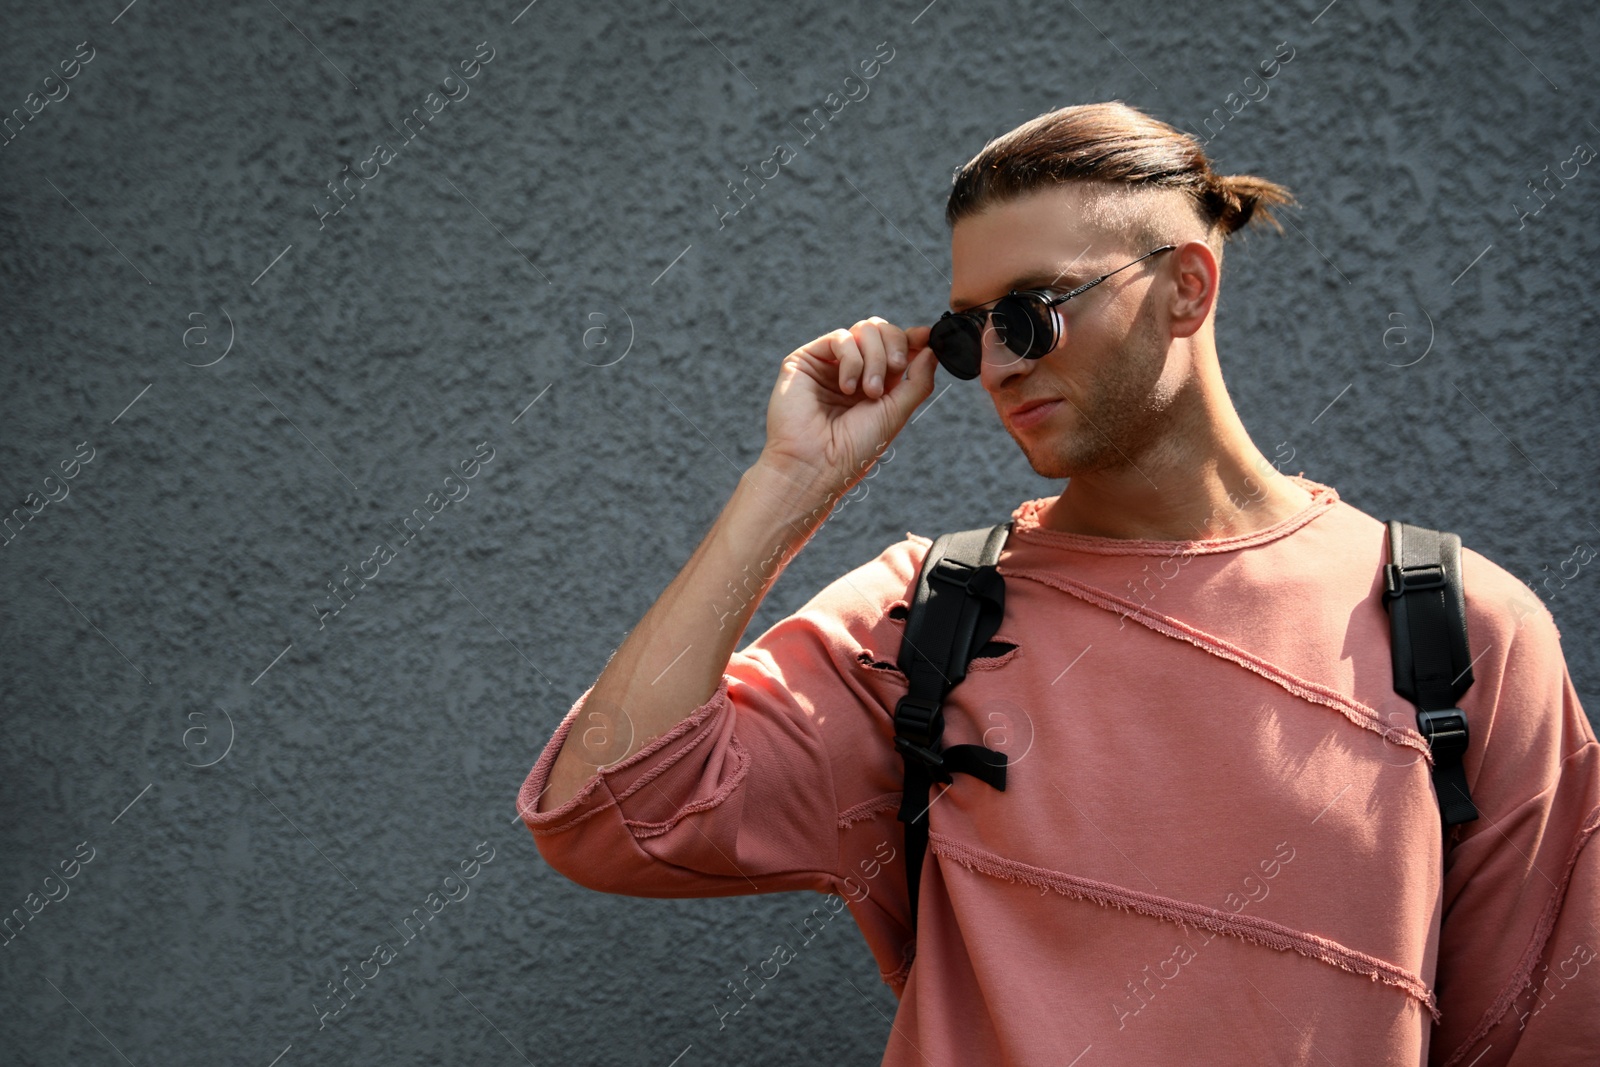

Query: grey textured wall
[[2, 0, 1596, 1064]]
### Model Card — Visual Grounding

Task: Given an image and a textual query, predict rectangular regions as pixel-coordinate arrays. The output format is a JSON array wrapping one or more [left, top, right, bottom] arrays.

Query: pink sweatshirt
[[518, 476, 1600, 1065]]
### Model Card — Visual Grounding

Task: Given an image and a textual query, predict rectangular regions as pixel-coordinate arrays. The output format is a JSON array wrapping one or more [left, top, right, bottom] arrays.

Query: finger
[[890, 326, 932, 389], [831, 329, 865, 394], [794, 331, 844, 364], [883, 326, 921, 396], [854, 320, 890, 398], [867, 316, 910, 375]]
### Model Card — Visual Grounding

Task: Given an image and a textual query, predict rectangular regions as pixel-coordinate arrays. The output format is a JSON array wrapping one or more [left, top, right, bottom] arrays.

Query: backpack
[[891, 518, 1479, 934]]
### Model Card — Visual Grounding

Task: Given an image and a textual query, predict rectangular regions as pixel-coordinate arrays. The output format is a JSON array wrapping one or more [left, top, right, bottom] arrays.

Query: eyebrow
[[949, 267, 1091, 313]]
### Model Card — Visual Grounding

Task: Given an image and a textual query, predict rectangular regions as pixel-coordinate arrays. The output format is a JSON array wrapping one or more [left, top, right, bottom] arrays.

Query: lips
[[1007, 397, 1057, 419]]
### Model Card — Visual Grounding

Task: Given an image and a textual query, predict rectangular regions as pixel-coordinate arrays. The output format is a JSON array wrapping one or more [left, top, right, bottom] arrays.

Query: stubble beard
[[1013, 309, 1177, 481]]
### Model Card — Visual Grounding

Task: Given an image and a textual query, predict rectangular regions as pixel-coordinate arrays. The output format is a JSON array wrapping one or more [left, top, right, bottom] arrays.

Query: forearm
[[536, 458, 843, 812]]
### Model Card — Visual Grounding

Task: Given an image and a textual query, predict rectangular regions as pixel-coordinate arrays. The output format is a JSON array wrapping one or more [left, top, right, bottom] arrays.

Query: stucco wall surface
[[1, 1, 1595, 1064]]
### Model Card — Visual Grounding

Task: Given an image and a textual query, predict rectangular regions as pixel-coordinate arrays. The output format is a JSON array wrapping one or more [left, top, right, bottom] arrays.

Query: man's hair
[[944, 101, 1295, 257]]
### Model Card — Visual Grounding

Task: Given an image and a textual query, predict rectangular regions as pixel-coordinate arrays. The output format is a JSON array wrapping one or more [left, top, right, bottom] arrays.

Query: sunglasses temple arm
[[1051, 244, 1177, 306]]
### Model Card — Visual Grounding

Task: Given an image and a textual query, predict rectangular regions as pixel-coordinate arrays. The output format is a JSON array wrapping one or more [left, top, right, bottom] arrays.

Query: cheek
[[1057, 312, 1125, 372], [1080, 308, 1170, 401]]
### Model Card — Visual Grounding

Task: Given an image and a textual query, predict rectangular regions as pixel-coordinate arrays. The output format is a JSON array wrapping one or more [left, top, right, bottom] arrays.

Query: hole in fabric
[[887, 601, 910, 621], [856, 650, 904, 674], [972, 640, 1017, 660]]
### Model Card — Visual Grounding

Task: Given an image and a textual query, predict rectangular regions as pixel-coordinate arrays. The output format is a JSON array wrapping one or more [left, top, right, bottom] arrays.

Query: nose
[[977, 312, 1054, 394]]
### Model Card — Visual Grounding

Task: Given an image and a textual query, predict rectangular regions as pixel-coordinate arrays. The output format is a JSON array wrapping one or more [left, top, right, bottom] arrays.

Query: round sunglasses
[[928, 245, 1176, 379]]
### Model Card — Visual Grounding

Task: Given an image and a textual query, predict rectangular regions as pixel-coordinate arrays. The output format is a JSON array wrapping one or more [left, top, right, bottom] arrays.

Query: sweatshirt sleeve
[[515, 536, 924, 902], [1430, 562, 1600, 1067]]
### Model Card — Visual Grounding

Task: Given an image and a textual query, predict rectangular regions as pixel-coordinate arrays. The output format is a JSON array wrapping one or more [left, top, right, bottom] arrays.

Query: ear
[[1168, 239, 1219, 339]]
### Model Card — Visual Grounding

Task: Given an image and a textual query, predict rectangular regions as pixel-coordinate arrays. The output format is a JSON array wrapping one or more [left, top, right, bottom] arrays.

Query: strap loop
[[942, 743, 1008, 790], [1384, 521, 1480, 830], [893, 524, 1013, 935], [1383, 561, 1446, 600]]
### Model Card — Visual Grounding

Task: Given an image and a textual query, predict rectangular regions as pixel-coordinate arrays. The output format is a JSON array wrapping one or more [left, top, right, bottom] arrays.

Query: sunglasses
[[928, 245, 1176, 379]]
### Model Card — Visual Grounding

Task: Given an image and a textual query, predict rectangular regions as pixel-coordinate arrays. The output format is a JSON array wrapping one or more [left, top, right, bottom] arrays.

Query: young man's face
[[947, 184, 1191, 481]]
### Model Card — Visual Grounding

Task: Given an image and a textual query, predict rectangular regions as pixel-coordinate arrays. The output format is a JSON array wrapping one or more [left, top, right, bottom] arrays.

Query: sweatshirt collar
[[1006, 475, 1339, 556]]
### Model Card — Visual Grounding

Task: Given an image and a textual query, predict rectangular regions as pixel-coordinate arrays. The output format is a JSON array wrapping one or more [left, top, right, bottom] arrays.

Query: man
[[518, 102, 1600, 1065]]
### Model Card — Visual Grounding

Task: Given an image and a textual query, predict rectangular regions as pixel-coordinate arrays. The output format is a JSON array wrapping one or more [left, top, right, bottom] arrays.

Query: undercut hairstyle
[[945, 101, 1295, 260]]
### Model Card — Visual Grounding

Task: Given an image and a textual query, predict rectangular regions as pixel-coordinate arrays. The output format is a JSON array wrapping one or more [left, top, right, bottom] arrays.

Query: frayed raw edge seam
[[1008, 567, 1433, 762], [517, 690, 611, 832], [519, 711, 619, 835], [1007, 482, 1336, 556], [856, 634, 1020, 671], [621, 734, 750, 840], [967, 645, 1022, 671], [930, 830, 1441, 1022], [839, 792, 901, 829], [1440, 798, 1600, 1067], [523, 678, 732, 837], [611, 697, 732, 806]]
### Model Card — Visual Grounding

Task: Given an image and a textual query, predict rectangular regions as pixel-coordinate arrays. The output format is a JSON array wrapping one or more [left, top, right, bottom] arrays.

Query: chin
[[1010, 434, 1075, 480], [1027, 457, 1076, 481], [1013, 428, 1121, 481]]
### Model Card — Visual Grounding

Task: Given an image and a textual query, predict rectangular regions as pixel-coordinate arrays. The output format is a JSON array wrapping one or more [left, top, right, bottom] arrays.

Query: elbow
[[530, 831, 645, 897], [531, 834, 594, 889], [517, 774, 620, 892]]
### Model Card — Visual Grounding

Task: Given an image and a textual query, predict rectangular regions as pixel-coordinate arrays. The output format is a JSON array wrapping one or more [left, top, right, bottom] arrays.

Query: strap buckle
[[893, 694, 942, 750], [1384, 562, 1446, 601], [1417, 707, 1469, 762], [929, 556, 981, 593]]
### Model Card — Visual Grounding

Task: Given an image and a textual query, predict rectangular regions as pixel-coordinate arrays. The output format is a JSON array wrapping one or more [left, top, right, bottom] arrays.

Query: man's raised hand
[[758, 317, 938, 494]]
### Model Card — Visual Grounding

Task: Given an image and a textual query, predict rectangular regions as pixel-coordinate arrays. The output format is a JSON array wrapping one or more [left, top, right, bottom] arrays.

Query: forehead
[[947, 184, 1139, 310]]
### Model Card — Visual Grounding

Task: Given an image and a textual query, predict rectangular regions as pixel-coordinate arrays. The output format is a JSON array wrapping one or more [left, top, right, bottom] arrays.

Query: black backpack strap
[[1381, 520, 1479, 828], [894, 522, 1011, 935]]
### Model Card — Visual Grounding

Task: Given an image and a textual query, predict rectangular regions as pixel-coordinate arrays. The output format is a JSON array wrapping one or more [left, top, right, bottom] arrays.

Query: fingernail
[[867, 374, 881, 392], [844, 376, 856, 391]]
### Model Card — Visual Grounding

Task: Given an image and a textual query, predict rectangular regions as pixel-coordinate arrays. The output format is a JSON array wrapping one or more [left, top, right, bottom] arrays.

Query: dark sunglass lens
[[992, 295, 1051, 359], [930, 316, 982, 379]]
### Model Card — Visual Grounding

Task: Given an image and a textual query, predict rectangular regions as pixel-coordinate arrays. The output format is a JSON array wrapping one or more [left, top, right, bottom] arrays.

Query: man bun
[[947, 101, 1296, 242], [1203, 172, 1296, 236]]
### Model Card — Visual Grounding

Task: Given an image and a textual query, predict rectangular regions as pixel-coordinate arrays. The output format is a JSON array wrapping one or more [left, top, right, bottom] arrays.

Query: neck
[[1038, 357, 1314, 541]]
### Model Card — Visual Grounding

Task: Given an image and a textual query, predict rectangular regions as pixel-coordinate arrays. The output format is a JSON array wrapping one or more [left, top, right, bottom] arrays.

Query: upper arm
[[517, 535, 927, 900], [1429, 555, 1600, 1065]]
